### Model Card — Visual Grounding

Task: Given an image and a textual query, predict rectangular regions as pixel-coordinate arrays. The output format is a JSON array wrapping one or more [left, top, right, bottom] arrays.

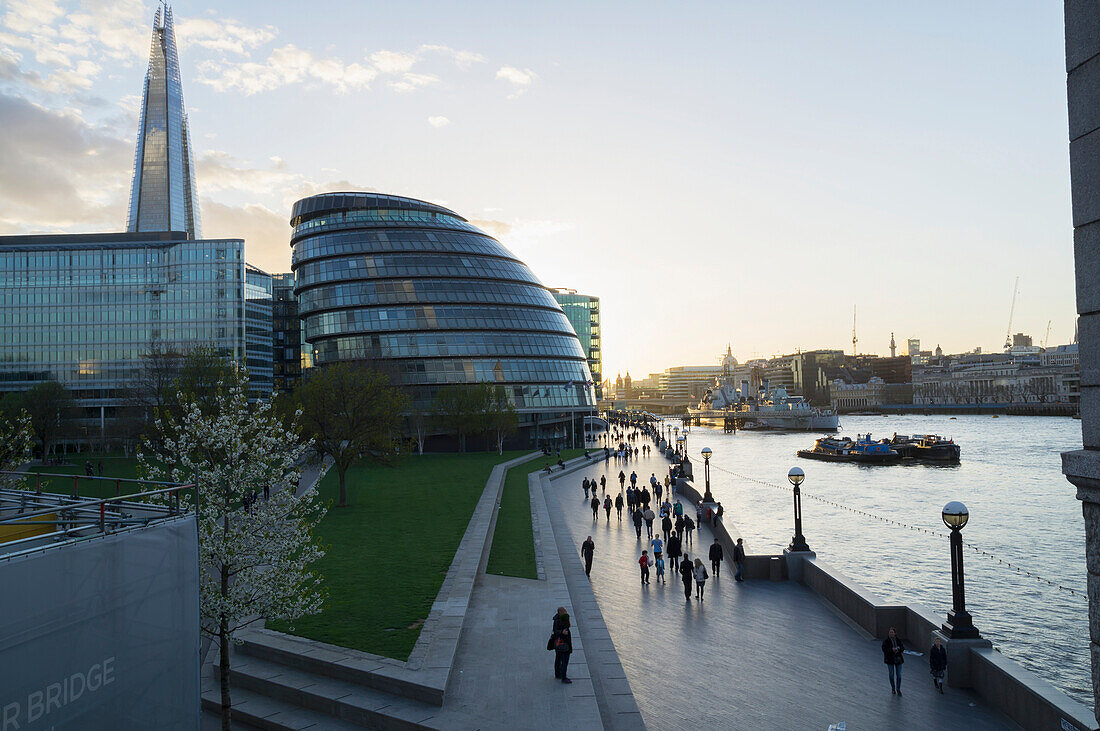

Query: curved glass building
[[291, 193, 595, 430]]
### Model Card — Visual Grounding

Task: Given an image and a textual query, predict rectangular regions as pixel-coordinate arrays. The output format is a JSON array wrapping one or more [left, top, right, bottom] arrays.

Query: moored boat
[[888, 434, 961, 462], [797, 434, 902, 465]]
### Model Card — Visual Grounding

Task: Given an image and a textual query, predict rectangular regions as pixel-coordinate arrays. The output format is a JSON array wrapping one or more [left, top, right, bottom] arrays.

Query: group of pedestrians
[[881, 629, 949, 696]]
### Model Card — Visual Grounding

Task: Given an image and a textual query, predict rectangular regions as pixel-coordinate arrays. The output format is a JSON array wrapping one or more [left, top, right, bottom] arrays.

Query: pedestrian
[[654, 482, 662, 503], [662, 514, 673, 543], [590, 496, 600, 521], [655, 554, 666, 583], [630, 470, 637, 488], [883, 627, 905, 695], [650, 535, 663, 563], [680, 553, 695, 600], [929, 636, 947, 693], [709, 538, 723, 578], [667, 531, 682, 572], [600, 475, 607, 493], [263, 483, 270, 501], [693, 558, 709, 600], [615, 492, 624, 520], [643, 507, 655, 538], [641, 488, 651, 510], [551, 609, 573, 683], [665, 474, 671, 492], [604, 495, 612, 521], [581, 536, 595, 577], [583, 478, 590, 500], [674, 514, 685, 539], [684, 515, 695, 546], [619, 470, 626, 489], [638, 550, 651, 585], [650, 473, 658, 490], [626, 486, 634, 510], [673, 499, 683, 518], [733, 537, 745, 581]]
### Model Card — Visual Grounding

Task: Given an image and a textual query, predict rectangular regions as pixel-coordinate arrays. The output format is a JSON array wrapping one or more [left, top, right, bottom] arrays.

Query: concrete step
[[235, 629, 446, 706], [200, 683, 361, 730], [214, 650, 453, 730]]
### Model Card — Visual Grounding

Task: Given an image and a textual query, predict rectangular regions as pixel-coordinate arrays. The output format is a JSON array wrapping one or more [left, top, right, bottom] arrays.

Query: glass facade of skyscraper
[[0, 231, 261, 430], [291, 192, 596, 421], [272, 272, 307, 393], [245, 265, 273, 398], [551, 289, 602, 400]]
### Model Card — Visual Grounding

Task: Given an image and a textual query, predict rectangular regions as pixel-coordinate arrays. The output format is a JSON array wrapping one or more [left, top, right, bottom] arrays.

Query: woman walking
[[615, 492, 624, 521], [680, 554, 695, 600], [882, 627, 905, 695], [693, 558, 709, 600], [551, 609, 573, 684], [929, 636, 947, 693]]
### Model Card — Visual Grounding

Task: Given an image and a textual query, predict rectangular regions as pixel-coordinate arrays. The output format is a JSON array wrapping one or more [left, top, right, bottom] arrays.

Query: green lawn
[[27, 452, 147, 499], [486, 449, 585, 579], [269, 451, 529, 661]]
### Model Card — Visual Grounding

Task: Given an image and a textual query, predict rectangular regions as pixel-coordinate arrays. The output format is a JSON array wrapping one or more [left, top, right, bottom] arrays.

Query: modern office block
[[551, 289, 602, 400], [291, 192, 596, 432], [272, 272, 307, 392]]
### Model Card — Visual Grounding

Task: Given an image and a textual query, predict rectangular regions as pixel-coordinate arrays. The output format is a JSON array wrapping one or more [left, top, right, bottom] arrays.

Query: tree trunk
[[220, 569, 231, 730], [338, 466, 348, 507]]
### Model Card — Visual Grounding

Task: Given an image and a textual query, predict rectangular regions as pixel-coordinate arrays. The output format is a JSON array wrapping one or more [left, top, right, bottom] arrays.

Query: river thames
[[671, 414, 1090, 708]]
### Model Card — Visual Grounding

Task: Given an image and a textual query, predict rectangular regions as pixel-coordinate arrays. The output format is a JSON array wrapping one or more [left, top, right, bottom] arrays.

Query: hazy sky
[[0, 1, 1076, 379]]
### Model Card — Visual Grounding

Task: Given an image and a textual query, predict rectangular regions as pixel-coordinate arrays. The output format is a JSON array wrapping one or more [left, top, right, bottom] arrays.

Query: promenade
[[547, 450, 1017, 729]]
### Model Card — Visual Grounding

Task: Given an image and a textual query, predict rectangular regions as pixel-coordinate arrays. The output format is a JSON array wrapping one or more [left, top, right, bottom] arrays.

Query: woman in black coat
[[882, 627, 905, 695], [929, 636, 947, 693], [551, 611, 573, 684]]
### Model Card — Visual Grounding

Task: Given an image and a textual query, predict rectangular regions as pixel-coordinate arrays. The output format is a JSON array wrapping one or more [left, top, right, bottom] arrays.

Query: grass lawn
[[26, 452, 147, 499], [485, 449, 585, 579], [268, 451, 530, 661]]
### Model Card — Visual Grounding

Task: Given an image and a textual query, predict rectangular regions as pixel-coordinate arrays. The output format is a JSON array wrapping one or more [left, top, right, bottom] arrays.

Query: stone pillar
[[1063, 2, 1100, 722]]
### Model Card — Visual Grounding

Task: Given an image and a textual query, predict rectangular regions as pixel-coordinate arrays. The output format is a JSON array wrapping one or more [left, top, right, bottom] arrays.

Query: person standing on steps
[[581, 536, 595, 577], [603, 494, 612, 521], [882, 627, 905, 695], [551, 611, 573, 683], [643, 506, 656, 538], [632, 507, 644, 538], [684, 515, 695, 547], [709, 538, 723, 578], [666, 531, 682, 573], [590, 495, 600, 521], [638, 550, 651, 585], [733, 537, 745, 581], [693, 558, 709, 600], [680, 553, 695, 600], [929, 636, 947, 693], [615, 492, 624, 521]]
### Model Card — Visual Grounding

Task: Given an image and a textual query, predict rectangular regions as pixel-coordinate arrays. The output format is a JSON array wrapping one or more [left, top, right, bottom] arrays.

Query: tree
[[20, 381, 72, 459], [139, 376, 327, 731], [293, 362, 408, 508], [0, 407, 34, 490], [409, 412, 429, 455], [432, 384, 479, 452], [486, 385, 518, 455]]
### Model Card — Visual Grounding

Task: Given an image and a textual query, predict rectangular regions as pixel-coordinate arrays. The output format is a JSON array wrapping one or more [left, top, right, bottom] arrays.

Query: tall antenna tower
[[852, 305, 858, 356], [1004, 277, 1019, 351]]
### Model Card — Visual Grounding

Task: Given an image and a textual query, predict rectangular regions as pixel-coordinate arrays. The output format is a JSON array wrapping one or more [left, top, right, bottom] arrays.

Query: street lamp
[[941, 501, 979, 638], [673, 427, 680, 454], [701, 447, 714, 502], [787, 466, 811, 552], [676, 434, 685, 458]]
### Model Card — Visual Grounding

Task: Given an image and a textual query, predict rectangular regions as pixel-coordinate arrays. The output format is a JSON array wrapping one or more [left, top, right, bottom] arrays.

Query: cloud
[[175, 17, 277, 56], [389, 72, 439, 94], [419, 44, 486, 70], [496, 65, 537, 86], [196, 44, 377, 95], [369, 50, 416, 74], [427, 115, 450, 128]]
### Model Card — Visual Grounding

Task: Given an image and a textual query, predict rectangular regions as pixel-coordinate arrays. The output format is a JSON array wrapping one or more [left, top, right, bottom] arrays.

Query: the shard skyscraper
[[126, 3, 201, 238]]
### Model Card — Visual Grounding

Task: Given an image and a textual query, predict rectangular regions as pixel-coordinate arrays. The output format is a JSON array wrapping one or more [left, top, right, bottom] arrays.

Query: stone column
[[1063, 2, 1100, 722]]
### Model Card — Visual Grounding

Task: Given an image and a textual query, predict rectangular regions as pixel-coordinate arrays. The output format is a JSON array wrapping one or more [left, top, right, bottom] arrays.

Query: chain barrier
[[709, 463, 1084, 599]]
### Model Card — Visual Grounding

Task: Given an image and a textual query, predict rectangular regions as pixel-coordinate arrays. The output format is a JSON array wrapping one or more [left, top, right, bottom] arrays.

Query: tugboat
[[797, 434, 902, 465], [888, 434, 961, 462]]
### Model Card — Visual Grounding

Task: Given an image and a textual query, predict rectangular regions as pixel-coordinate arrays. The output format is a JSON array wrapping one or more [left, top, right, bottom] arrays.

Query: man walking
[[590, 495, 600, 521], [733, 537, 745, 581], [667, 531, 682, 573], [643, 506, 656, 538], [581, 536, 595, 577], [638, 550, 651, 585], [662, 513, 673, 544], [619, 470, 626, 489], [679, 553, 694, 600], [709, 537, 724, 578], [684, 515, 695, 546], [615, 492, 624, 521]]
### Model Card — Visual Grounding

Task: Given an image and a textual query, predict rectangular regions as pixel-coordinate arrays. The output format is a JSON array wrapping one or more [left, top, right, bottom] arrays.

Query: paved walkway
[[548, 450, 1018, 730]]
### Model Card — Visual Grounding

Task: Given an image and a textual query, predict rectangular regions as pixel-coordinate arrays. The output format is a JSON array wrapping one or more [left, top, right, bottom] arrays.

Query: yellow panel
[[0, 513, 56, 544]]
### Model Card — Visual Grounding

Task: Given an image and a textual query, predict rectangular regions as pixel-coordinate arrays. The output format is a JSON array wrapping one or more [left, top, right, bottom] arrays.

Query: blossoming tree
[[140, 379, 327, 730]]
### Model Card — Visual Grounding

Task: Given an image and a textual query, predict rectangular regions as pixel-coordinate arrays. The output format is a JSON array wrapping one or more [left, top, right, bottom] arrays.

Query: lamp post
[[676, 434, 685, 460], [941, 501, 979, 638], [701, 447, 714, 502], [673, 427, 680, 455], [682, 426, 689, 454], [787, 467, 811, 552]]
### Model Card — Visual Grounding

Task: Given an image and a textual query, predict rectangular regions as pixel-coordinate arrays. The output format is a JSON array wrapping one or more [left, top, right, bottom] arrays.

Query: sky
[[0, 0, 1078, 380]]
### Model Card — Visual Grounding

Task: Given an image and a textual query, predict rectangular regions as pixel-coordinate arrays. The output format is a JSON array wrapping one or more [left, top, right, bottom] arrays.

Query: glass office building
[[245, 265, 273, 398], [126, 4, 201, 239], [551, 289, 602, 400], [272, 272, 308, 392], [0, 231, 264, 433], [291, 192, 596, 431]]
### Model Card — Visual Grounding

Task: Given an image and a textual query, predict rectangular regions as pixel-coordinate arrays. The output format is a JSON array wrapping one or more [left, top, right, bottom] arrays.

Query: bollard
[[769, 556, 782, 582]]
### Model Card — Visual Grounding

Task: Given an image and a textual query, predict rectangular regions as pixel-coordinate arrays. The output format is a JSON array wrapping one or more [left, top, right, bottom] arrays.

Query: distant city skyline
[[0, 1, 1077, 378]]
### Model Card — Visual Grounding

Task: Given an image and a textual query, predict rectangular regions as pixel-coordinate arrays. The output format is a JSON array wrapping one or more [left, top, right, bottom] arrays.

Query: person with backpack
[[679, 553, 695, 600], [709, 538, 724, 578], [693, 558, 709, 600], [550, 609, 573, 683]]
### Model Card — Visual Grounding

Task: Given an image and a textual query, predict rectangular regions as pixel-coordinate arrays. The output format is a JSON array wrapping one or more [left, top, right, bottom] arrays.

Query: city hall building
[[290, 192, 596, 444]]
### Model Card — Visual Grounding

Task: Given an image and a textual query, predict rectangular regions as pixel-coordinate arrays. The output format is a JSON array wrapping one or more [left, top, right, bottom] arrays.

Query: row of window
[[0, 325, 246, 347], [0, 244, 240, 271], [324, 356, 593, 388], [304, 305, 575, 339], [402, 383, 595, 411], [292, 208, 478, 237], [296, 255, 540, 288], [312, 331, 587, 361], [292, 229, 514, 265], [297, 279, 560, 315], [0, 267, 241, 287], [0, 287, 243, 306], [3, 307, 243, 327]]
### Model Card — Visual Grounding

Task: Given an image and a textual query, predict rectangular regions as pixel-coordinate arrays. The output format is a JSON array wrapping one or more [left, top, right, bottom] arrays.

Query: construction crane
[[1004, 277, 1019, 351], [852, 305, 858, 356], [1042, 320, 1052, 350]]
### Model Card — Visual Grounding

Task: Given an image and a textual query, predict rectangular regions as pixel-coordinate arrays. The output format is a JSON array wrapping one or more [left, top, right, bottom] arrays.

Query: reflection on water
[[679, 414, 1090, 708]]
